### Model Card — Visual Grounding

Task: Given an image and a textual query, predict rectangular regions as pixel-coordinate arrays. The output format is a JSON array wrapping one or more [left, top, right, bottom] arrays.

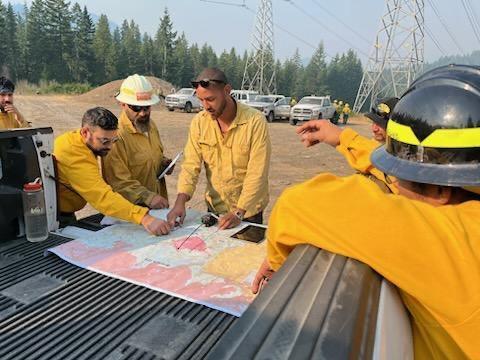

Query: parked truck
[[289, 95, 336, 125], [165, 88, 202, 113]]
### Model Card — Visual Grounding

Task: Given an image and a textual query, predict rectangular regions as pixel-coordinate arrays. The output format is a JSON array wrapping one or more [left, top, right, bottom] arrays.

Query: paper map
[[47, 210, 266, 316]]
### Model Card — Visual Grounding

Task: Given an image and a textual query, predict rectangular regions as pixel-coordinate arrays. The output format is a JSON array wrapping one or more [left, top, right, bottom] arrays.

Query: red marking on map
[[174, 236, 207, 252]]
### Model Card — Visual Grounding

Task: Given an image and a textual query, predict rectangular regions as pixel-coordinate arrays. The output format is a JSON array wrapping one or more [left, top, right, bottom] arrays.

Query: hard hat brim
[[115, 93, 160, 106], [371, 146, 480, 187]]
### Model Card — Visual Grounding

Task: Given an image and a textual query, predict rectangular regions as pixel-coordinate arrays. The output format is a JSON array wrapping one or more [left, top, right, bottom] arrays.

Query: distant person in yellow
[[365, 97, 399, 143], [253, 65, 480, 359], [102, 74, 171, 209], [167, 68, 271, 230], [0, 76, 29, 129], [342, 103, 351, 124], [54, 107, 171, 235]]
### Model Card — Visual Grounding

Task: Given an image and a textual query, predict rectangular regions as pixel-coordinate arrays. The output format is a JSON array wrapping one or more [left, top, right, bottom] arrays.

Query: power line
[[283, 0, 369, 57], [310, 0, 371, 45], [425, 0, 464, 54], [199, 0, 334, 59], [461, 0, 480, 44], [425, 25, 446, 56]]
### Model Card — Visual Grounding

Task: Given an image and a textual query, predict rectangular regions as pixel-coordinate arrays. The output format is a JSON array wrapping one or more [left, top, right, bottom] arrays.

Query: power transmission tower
[[242, 0, 276, 94], [353, 0, 425, 113]]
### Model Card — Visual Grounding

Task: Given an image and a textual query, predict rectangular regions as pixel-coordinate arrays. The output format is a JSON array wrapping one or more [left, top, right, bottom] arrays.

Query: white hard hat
[[116, 74, 160, 106]]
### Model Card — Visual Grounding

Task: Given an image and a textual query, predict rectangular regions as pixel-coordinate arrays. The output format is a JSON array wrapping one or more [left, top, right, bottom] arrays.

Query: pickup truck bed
[[0, 216, 408, 359]]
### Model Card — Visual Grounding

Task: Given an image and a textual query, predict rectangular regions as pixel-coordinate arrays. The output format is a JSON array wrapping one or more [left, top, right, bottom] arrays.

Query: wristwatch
[[234, 210, 244, 221]]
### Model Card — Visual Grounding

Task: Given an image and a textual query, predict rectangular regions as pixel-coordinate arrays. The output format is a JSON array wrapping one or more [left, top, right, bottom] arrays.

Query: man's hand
[[3, 103, 24, 127], [296, 119, 342, 148], [161, 158, 175, 175], [218, 211, 242, 230], [252, 258, 275, 294], [141, 214, 171, 235], [167, 194, 189, 227], [149, 195, 169, 209]]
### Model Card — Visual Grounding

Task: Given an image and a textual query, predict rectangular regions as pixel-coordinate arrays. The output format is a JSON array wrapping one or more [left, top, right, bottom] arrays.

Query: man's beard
[[209, 98, 227, 119], [134, 115, 150, 133], [86, 142, 110, 157]]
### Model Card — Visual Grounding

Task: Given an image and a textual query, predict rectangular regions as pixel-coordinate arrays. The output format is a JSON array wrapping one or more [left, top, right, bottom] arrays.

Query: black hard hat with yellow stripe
[[371, 64, 480, 188]]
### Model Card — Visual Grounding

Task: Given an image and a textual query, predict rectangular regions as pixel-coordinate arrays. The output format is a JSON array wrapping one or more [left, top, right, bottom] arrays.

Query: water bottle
[[22, 179, 48, 242]]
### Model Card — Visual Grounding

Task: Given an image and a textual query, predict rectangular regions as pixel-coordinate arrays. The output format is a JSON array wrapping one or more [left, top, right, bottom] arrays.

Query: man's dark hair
[[194, 67, 228, 84], [81, 107, 118, 130], [0, 76, 15, 94]]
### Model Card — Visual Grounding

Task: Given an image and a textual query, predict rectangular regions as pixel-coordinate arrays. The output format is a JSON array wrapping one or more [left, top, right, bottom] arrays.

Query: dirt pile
[[76, 76, 175, 106]]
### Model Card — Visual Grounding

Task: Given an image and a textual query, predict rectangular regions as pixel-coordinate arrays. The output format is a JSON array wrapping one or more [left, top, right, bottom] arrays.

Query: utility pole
[[353, 0, 425, 113], [242, 0, 277, 94]]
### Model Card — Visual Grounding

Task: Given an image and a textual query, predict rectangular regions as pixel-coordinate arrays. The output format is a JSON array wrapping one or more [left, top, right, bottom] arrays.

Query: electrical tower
[[242, 0, 276, 94], [353, 0, 425, 113]]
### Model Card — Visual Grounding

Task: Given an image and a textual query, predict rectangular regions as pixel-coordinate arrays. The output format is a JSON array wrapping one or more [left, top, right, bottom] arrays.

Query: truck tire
[[267, 111, 274, 123], [168, 107, 174, 112], [318, 112, 323, 120], [185, 102, 192, 113], [289, 118, 297, 126]]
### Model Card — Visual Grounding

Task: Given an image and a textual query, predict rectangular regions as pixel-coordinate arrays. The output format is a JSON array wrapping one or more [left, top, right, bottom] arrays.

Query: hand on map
[[141, 214, 171, 235], [218, 212, 241, 230], [167, 203, 186, 227], [149, 195, 169, 209], [296, 119, 342, 148], [252, 258, 275, 294]]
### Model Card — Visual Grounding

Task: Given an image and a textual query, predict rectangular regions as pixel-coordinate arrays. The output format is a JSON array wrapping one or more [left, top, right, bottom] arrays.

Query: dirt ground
[[16, 94, 373, 222]]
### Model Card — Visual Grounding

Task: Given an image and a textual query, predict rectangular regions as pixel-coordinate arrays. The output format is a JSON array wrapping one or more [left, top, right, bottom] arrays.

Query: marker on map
[[158, 151, 183, 180]]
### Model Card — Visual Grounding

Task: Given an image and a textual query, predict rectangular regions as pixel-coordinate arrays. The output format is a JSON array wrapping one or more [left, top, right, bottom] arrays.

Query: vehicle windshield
[[178, 89, 194, 95], [298, 97, 323, 105], [254, 96, 277, 103]]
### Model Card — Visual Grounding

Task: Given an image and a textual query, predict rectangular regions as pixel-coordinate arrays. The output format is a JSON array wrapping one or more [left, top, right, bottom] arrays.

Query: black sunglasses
[[191, 79, 225, 89], [128, 104, 151, 112]]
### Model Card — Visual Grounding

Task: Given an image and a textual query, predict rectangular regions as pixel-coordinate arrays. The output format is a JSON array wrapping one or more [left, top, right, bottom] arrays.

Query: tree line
[[0, 0, 363, 103]]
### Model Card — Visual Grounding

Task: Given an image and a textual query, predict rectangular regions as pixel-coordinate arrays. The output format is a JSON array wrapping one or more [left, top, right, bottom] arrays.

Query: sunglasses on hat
[[191, 79, 225, 89], [128, 104, 151, 113]]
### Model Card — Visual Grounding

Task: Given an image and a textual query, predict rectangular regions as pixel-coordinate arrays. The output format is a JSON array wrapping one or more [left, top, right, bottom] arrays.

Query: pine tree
[[93, 14, 114, 84], [303, 43, 328, 96], [121, 19, 142, 75], [2, 3, 19, 79], [155, 8, 177, 81], [141, 33, 156, 75], [43, 0, 74, 82], [71, 4, 95, 83], [172, 33, 193, 86], [26, 0, 47, 83], [16, 7, 29, 80]]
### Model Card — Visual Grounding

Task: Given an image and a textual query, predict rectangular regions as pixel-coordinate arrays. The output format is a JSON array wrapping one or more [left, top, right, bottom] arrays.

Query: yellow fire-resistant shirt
[[336, 127, 399, 194], [178, 102, 271, 218], [54, 130, 148, 224], [0, 111, 29, 129], [267, 173, 480, 359], [102, 111, 168, 207]]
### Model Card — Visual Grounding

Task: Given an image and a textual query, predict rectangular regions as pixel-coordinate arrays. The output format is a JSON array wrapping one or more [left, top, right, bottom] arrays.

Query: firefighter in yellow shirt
[[342, 103, 350, 124], [167, 68, 271, 230], [102, 74, 170, 209], [253, 65, 480, 359], [54, 107, 171, 235], [0, 76, 29, 129]]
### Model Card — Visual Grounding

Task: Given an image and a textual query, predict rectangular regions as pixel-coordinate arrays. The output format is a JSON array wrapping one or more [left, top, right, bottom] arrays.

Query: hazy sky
[[21, 0, 480, 62]]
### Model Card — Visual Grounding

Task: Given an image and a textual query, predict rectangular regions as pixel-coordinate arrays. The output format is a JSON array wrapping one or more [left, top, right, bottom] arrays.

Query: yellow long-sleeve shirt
[[54, 130, 148, 224], [336, 127, 399, 194], [267, 173, 480, 359], [0, 111, 29, 129], [102, 111, 168, 206], [177, 102, 271, 218]]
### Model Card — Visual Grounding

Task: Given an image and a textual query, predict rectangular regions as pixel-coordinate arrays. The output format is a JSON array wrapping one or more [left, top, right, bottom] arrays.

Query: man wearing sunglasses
[[167, 68, 271, 230], [0, 76, 29, 129], [103, 74, 170, 210], [54, 107, 171, 235]]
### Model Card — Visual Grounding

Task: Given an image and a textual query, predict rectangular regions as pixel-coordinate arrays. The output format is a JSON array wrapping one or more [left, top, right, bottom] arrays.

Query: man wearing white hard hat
[[103, 74, 171, 209]]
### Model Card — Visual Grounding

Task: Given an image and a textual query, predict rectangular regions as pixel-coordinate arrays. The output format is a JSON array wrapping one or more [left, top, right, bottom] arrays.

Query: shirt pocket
[[199, 138, 217, 166], [131, 152, 151, 170], [233, 143, 250, 169]]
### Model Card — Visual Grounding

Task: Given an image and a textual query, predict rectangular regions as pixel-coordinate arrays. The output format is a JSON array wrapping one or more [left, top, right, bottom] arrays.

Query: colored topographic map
[[47, 210, 266, 316]]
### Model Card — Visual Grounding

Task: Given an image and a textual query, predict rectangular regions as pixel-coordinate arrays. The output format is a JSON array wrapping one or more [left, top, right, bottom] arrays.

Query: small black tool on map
[[201, 214, 218, 227]]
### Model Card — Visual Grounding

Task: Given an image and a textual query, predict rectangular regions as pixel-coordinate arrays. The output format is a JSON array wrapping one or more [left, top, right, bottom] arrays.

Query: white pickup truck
[[289, 95, 336, 125], [245, 95, 291, 122], [165, 88, 202, 113]]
